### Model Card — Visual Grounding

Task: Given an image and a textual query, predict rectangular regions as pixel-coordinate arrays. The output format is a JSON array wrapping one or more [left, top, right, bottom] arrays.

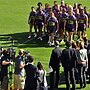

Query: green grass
[[0, 0, 90, 89]]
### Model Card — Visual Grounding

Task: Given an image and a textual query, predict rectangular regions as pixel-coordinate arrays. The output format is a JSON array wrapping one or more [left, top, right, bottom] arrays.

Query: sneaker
[[48, 41, 50, 44], [49, 42, 52, 46], [28, 35, 31, 39], [33, 33, 37, 37], [40, 37, 43, 41], [51, 42, 54, 45]]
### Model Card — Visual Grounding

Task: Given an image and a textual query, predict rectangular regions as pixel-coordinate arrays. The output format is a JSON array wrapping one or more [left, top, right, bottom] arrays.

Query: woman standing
[[37, 62, 48, 90]]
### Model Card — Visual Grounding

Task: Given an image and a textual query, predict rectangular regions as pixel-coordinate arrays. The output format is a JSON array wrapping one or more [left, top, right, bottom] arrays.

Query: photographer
[[1, 50, 13, 90], [14, 49, 25, 90]]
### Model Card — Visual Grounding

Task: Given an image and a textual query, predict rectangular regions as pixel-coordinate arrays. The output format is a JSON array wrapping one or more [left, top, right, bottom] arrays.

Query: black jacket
[[61, 47, 78, 69], [24, 64, 39, 90], [49, 46, 62, 69]]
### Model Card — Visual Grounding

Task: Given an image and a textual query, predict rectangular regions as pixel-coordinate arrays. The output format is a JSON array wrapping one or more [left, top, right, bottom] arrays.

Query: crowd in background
[[0, 0, 90, 90]]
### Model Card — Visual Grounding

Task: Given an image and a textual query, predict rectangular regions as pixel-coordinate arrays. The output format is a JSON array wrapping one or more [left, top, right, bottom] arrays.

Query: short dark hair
[[27, 55, 34, 63], [65, 41, 71, 47], [37, 2, 42, 6]]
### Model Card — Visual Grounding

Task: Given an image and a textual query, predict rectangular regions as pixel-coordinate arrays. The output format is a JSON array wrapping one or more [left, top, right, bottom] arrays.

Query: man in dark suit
[[49, 40, 62, 89], [24, 55, 39, 90], [61, 41, 78, 90]]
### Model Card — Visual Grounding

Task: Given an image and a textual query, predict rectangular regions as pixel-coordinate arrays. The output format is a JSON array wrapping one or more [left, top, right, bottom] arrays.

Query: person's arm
[[85, 14, 88, 28], [28, 13, 31, 24], [2, 60, 12, 65], [57, 20, 59, 32], [49, 50, 54, 66]]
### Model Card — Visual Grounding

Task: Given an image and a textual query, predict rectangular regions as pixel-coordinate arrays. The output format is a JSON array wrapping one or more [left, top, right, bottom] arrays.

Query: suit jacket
[[49, 46, 62, 69], [24, 63, 39, 90], [61, 47, 78, 69]]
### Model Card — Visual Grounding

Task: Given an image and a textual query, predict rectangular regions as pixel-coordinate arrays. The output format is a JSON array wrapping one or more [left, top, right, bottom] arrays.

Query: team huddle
[[28, 0, 90, 46]]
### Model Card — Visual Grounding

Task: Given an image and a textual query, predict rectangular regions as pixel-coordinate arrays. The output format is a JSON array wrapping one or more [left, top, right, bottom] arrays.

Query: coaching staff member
[[49, 40, 62, 89], [61, 41, 78, 90]]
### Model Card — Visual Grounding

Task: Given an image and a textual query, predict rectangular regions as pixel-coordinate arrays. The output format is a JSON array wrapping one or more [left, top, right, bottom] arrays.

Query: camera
[[7, 48, 16, 60]]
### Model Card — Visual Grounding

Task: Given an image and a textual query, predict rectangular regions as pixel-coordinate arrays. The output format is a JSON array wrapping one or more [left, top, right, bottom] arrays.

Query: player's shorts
[[67, 27, 74, 32], [78, 24, 86, 31], [59, 23, 64, 30], [14, 74, 25, 89]]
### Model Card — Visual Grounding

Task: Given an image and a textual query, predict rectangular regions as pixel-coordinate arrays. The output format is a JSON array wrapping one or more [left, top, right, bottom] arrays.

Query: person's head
[[19, 49, 24, 56], [65, 41, 71, 47], [54, 4, 59, 10], [83, 37, 88, 44], [74, 2, 77, 8], [72, 42, 77, 49], [54, 1, 57, 5], [61, 0, 64, 6], [37, 2, 42, 7], [68, 5, 73, 15], [50, 11, 54, 17], [75, 8, 79, 14], [37, 62, 44, 70], [65, 3, 69, 9], [27, 55, 34, 63], [78, 4, 82, 9], [38, 6, 42, 12], [3, 50, 8, 56], [54, 40, 60, 46], [31, 6, 35, 12], [76, 40, 81, 48], [45, 3, 50, 9], [84, 6, 88, 12], [62, 8, 66, 13], [80, 8, 84, 15]]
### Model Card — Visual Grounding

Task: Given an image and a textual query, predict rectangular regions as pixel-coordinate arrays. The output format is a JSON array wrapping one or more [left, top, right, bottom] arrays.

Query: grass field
[[0, 0, 90, 89]]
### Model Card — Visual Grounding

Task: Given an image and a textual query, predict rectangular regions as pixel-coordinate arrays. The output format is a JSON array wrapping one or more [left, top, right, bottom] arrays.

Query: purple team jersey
[[36, 11, 45, 26], [59, 13, 67, 30], [47, 16, 58, 33], [29, 11, 36, 24], [78, 14, 86, 31], [66, 15, 76, 32]]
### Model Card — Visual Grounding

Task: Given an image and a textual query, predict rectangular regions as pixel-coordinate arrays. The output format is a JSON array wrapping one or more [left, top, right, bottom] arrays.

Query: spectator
[[37, 62, 48, 90], [24, 55, 39, 90], [49, 40, 62, 89], [61, 41, 78, 90], [77, 41, 88, 88], [14, 49, 25, 90]]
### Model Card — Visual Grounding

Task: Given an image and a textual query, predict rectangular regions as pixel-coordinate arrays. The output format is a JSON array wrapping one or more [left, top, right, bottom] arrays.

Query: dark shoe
[[83, 85, 86, 88], [80, 86, 83, 89]]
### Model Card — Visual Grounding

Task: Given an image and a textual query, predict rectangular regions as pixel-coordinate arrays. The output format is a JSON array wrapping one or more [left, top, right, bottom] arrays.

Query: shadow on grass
[[48, 88, 66, 90], [47, 72, 66, 90], [0, 32, 65, 48], [0, 32, 48, 47]]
